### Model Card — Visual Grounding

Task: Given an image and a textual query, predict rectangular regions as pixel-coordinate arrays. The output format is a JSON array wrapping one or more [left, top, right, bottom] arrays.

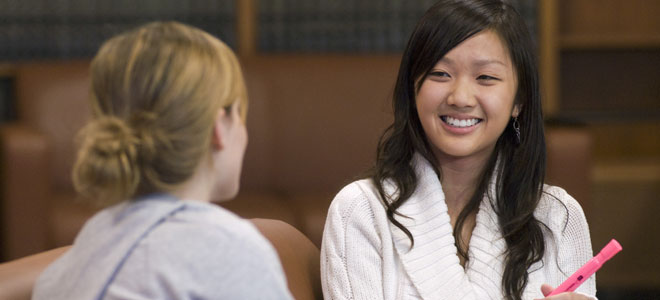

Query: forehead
[[439, 30, 513, 68]]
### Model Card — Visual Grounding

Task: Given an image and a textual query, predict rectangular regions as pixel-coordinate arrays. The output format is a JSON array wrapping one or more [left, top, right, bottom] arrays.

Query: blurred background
[[0, 0, 658, 299]]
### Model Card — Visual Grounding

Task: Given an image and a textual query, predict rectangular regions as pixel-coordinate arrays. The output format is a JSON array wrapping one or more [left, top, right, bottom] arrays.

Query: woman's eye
[[429, 71, 450, 78], [477, 75, 499, 81]]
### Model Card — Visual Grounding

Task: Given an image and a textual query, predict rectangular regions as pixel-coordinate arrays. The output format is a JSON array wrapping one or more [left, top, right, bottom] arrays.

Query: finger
[[540, 283, 555, 297]]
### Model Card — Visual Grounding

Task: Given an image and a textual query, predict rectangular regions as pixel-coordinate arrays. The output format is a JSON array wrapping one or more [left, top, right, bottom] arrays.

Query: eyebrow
[[440, 57, 507, 68], [474, 59, 507, 67]]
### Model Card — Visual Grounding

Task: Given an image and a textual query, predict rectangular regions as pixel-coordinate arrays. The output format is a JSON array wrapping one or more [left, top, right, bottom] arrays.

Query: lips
[[440, 116, 482, 128]]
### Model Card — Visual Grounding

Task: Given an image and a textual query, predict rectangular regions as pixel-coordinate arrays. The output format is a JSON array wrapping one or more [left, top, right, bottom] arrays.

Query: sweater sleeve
[[547, 186, 597, 297], [321, 182, 387, 300]]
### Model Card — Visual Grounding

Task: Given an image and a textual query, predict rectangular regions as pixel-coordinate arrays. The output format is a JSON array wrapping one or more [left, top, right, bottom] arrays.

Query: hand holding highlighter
[[547, 239, 622, 296]]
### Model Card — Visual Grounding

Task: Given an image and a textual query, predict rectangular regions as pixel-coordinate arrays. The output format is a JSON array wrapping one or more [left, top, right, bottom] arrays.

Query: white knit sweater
[[321, 154, 596, 299]]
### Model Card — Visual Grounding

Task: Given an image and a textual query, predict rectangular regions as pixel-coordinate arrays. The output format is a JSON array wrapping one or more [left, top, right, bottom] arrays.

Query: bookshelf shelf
[[0, 64, 15, 77], [560, 34, 660, 50]]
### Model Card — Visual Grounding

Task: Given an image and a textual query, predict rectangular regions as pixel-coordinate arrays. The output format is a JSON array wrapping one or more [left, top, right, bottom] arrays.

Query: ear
[[211, 108, 227, 151], [512, 104, 521, 118]]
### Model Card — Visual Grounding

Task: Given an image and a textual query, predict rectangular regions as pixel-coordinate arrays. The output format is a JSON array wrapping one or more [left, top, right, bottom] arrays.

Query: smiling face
[[416, 29, 518, 165]]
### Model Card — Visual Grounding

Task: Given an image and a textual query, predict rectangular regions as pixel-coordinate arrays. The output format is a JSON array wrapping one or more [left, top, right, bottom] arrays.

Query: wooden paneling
[[593, 159, 660, 183], [591, 181, 660, 288], [559, 0, 660, 49], [559, 0, 660, 37], [589, 122, 660, 160]]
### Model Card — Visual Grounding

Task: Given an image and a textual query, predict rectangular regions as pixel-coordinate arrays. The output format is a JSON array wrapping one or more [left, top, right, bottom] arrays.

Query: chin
[[436, 144, 477, 158]]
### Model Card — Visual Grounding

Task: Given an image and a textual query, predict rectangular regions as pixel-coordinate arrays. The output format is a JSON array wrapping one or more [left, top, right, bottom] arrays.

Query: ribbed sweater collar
[[388, 153, 507, 299]]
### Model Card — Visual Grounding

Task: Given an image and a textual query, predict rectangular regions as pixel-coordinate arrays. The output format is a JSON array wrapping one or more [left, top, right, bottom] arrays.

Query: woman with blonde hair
[[33, 22, 292, 299]]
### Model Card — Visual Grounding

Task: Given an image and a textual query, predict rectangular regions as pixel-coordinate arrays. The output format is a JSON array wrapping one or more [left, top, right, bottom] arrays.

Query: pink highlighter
[[548, 239, 622, 296]]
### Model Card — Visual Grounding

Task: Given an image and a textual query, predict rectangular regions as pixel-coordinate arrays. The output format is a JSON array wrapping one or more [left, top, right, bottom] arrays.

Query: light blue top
[[33, 194, 293, 300]]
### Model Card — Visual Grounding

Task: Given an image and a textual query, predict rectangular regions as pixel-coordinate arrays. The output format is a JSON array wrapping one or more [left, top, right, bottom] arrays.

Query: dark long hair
[[371, 1, 546, 299]]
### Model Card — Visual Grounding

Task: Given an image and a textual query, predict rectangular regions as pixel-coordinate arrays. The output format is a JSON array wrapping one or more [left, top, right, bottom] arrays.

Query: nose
[[447, 77, 476, 108]]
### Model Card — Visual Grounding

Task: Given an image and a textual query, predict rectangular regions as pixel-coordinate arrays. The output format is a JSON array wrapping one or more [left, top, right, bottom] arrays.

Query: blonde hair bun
[[73, 116, 140, 204]]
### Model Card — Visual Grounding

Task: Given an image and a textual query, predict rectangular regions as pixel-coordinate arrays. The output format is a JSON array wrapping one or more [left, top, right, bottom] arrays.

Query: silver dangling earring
[[513, 117, 521, 144]]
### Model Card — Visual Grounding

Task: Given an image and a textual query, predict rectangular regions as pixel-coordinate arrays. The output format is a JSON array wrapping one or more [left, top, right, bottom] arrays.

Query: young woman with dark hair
[[321, 1, 595, 299]]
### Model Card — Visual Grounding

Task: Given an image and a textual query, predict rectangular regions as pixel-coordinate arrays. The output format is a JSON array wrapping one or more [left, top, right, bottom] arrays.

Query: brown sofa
[[0, 218, 322, 300], [0, 55, 592, 261]]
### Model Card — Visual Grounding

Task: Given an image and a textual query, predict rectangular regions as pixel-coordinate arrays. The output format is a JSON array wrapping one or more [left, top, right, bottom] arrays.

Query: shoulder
[[323, 179, 392, 248], [148, 202, 278, 263], [538, 185, 586, 218], [127, 202, 283, 280], [327, 179, 387, 225], [118, 203, 290, 297], [536, 184, 590, 238]]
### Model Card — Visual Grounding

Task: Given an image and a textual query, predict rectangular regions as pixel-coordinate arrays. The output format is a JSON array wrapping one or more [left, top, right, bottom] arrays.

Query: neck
[[172, 157, 213, 203], [434, 150, 492, 213], [433, 150, 492, 266]]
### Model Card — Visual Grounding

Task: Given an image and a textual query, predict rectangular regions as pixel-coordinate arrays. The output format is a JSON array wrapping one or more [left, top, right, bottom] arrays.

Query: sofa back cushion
[[14, 60, 91, 192], [240, 55, 400, 195]]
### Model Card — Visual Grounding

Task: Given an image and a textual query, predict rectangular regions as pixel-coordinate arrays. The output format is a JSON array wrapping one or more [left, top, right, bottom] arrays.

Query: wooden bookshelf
[[539, 0, 660, 120], [538, 1, 660, 290]]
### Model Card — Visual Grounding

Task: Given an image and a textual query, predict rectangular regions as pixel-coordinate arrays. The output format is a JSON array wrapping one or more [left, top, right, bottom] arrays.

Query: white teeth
[[443, 116, 480, 128]]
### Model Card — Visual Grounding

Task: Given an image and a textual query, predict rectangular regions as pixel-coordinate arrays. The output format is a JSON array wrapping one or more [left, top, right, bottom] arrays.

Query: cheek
[[481, 95, 516, 131], [416, 83, 443, 115], [415, 96, 436, 131], [237, 124, 248, 153], [241, 127, 248, 151]]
